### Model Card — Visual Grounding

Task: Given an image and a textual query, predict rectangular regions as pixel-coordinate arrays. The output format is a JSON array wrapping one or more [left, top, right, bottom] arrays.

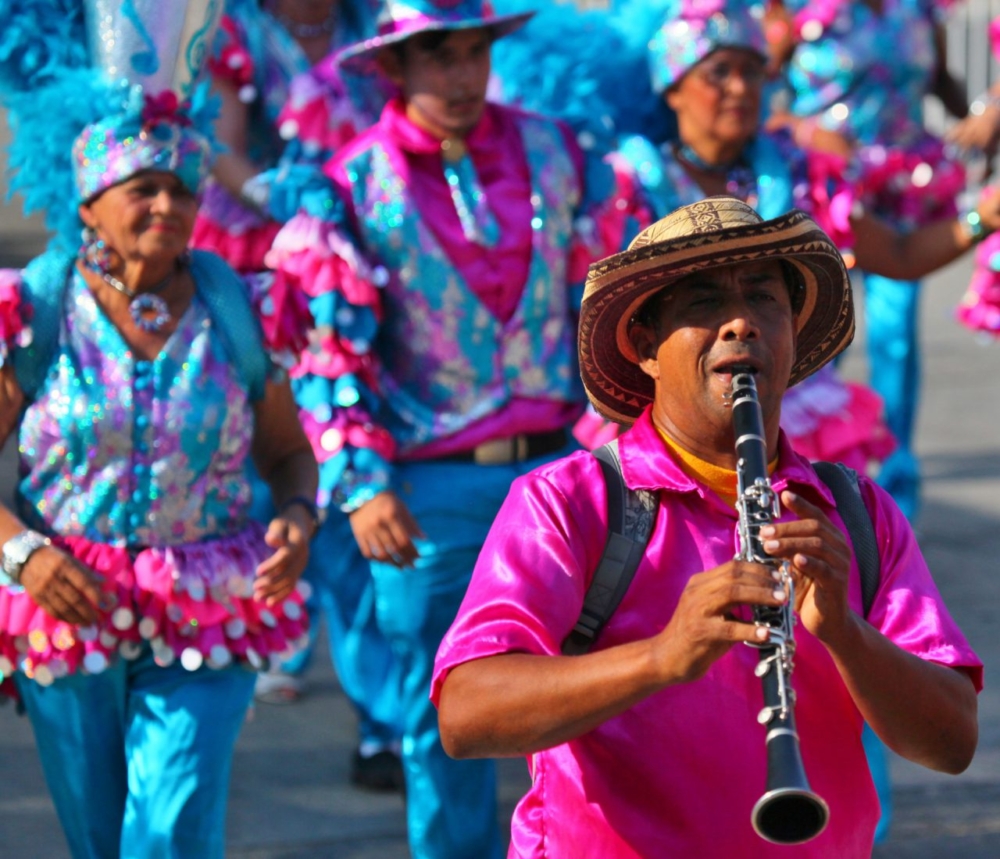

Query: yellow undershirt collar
[[657, 425, 777, 508]]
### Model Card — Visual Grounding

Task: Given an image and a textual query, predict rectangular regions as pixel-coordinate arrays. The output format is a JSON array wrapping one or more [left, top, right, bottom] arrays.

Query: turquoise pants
[[15, 651, 255, 859], [282, 510, 404, 748], [371, 445, 576, 859], [863, 272, 922, 520]]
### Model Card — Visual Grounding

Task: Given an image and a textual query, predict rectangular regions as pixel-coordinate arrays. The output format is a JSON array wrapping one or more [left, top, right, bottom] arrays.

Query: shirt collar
[[618, 406, 837, 510], [380, 96, 497, 156]]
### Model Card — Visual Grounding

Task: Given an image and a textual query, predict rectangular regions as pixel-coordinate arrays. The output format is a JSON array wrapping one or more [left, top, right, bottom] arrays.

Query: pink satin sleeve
[[859, 477, 984, 692], [431, 451, 608, 703]]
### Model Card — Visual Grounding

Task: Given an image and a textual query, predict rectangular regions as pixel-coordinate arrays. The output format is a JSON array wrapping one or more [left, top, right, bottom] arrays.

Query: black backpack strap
[[562, 440, 659, 655], [812, 461, 881, 618]]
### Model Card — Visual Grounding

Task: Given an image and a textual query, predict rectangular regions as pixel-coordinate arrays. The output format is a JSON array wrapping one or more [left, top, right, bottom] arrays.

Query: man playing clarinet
[[431, 197, 981, 858]]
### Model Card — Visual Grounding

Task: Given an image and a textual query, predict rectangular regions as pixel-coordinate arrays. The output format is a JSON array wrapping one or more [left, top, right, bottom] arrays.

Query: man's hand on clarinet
[[758, 490, 854, 643], [651, 560, 789, 685]]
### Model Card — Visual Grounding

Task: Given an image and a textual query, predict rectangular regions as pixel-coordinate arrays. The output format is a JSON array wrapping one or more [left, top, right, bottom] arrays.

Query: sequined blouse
[[785, 0, 941, 148], [17, 271, 255, 548]]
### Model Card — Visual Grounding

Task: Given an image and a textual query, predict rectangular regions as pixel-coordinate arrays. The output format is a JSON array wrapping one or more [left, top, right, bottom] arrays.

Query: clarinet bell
[[751, 728, 830, 844]]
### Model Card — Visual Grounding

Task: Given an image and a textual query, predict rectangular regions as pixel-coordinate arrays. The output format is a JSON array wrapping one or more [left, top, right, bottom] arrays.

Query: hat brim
[[579, 208, 854, 425], [337, 12, 534, 74]]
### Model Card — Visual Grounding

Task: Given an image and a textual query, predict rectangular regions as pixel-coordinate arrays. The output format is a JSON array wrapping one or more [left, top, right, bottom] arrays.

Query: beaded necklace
[[98, 261, 183, 334], [267, 0, 338, 39], [673, 142, 759, 210]]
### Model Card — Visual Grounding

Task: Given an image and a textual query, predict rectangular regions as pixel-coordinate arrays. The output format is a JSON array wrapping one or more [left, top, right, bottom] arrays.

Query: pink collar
[[380, 96, 498, 156], [619, 406, 836, 508]]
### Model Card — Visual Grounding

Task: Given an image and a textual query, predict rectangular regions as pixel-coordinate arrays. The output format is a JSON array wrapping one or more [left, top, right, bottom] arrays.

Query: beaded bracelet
[[969, 93, 1000, 117], [959, 208, 988, 244], [280, 495, 321, 535]]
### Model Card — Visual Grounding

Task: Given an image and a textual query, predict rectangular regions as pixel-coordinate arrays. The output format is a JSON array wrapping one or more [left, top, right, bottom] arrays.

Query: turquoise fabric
[[15, 650, 255, 859], [369, 442, 576, 859]]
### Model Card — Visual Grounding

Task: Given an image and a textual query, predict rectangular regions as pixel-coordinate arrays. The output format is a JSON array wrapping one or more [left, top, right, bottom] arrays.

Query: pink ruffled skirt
[[782, 369, 896, 472], [0, 524, 308, 690], [956, 232, 1000, 337]]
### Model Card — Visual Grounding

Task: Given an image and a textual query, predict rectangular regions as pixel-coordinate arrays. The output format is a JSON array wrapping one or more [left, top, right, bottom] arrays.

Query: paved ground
[[0, 242, 998, 856]]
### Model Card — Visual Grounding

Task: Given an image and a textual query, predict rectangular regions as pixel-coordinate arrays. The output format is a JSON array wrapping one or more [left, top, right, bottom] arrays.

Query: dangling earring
[[80, 226, 113, 276]]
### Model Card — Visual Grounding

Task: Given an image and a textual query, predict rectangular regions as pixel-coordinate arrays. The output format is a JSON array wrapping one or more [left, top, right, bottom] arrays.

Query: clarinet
[[730, 369, 830, 845]]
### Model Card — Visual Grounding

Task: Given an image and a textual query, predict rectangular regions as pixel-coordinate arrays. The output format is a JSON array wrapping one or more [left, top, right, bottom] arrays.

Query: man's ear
[[630, 323, 662, 382]]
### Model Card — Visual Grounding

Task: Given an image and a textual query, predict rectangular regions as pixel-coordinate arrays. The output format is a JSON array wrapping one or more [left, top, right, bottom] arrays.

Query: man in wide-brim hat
[[432, 197, 981, 857]]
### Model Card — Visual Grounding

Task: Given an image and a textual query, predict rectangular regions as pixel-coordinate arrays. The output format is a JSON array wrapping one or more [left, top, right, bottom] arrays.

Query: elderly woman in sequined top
[[0, 76, 317, 859]]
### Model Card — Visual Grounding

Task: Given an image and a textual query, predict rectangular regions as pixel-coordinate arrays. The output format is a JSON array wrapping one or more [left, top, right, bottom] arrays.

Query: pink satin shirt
[[432, 407, 982, 858]]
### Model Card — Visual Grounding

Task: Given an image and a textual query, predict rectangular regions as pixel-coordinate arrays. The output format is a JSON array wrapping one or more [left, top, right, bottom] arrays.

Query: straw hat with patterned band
[[579, 197, 855, 426], [336, 0, 534, 73]]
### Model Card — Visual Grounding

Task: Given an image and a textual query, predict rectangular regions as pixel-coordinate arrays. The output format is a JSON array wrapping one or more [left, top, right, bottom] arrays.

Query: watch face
[[2, 531, 48, 583]]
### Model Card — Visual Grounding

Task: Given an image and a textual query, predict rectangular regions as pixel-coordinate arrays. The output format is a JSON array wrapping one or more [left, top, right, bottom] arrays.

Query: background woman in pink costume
[[770, 0, 972, 521], [951, 16, 1000, 339], [0, 2, 317, 856]]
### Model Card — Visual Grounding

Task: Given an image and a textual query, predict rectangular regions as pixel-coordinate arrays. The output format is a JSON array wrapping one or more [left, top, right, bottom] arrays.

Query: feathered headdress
[[0, 0, 223, 254]]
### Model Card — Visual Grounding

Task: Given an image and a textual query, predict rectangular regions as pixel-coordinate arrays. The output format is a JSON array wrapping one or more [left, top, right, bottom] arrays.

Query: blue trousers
[[15, 651, 255, 859], [371, 447, 576, 859], [282, 511, 403, 748], [863, 272, 922, 520], [248, 468, 402, 747]]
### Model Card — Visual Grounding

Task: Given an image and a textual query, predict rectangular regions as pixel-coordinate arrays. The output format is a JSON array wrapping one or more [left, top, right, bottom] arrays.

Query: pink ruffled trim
[[956, 231, 1000, 337], [293, 327, 376, 379], [0, 269, 30, 364], [190, 215, 281, 275], [857, 140, 964, 227], [0, 526, 308, 688], [783, 382, 896, 472], [991, 17, 1000, 61], [801, 151, 858, 260], [266, 213, 386, 307], [300, 409, 397, 463], [245, 270, 314, 368], [278, 64, 363, 156], [208, 15, 257, 103]]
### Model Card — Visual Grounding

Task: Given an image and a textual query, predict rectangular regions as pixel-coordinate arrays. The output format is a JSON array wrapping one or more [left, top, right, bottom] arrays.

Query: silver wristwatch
[[1, 530, 52, 587]]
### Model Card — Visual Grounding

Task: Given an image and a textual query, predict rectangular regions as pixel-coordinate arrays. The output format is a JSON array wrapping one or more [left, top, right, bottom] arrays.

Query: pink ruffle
[[956, 231, 1000, 336], [245, 270, 314, 366], [300, 410, 397, 463], [208, 16, 257, 103], [0, 526, 308, 689], [293, 326, 376, 380], [783, 381, 896, 472], [278, 61, 363, 156], [190, 215, 281, 275], [266, 213, 386, 308], [0, 269, 30, 363], [857, 139, 964, 228], [801, 151, 858, 260], [991, 17, 1000, 61]]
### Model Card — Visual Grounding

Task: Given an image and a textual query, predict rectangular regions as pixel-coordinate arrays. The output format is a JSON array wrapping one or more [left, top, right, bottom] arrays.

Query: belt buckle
[[472, 435, 525, 466]]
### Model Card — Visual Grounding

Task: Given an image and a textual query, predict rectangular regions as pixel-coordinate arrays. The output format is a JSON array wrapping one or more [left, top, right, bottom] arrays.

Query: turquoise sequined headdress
[[648, 0, 767, 94], [0, 0, 222, 252]]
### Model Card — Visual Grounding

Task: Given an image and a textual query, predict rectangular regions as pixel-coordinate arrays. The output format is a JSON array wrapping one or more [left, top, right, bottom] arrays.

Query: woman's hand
[[947, 108, 1000, 160], [254, 506, 313, 605], [975, 184, 1000, 236], [19, 545, 104, 626]]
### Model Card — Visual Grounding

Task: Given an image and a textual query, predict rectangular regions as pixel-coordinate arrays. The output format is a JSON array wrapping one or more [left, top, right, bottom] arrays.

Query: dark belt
[[438, 428, 570, 465]]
